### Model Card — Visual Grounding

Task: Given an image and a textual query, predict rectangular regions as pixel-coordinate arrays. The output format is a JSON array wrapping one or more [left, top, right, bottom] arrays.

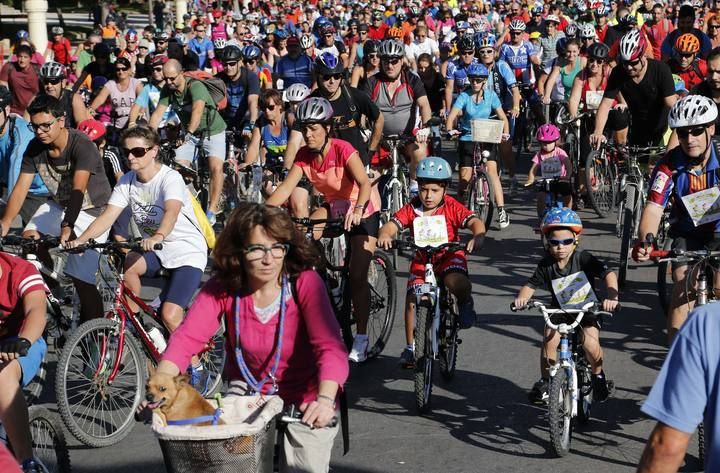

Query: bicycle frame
[[413, 262, 443, 357], [382, 136, 408, 217]]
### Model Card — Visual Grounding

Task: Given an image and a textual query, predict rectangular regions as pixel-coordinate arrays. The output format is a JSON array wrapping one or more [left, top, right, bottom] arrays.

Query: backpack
[[183, 71, 228, 111]]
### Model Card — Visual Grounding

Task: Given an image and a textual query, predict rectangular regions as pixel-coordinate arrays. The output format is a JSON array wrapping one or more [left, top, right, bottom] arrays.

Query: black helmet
[[363, 39, 379, 56], [457, 35, 475, 53], [587, 42, 610, 60], [0, 85, 11, 109], [223, 45, 243, 62], [93, 42, 111, 58]]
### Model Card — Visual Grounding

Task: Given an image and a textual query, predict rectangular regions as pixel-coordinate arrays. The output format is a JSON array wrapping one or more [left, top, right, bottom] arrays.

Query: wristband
[[317, 394, 335, 405]]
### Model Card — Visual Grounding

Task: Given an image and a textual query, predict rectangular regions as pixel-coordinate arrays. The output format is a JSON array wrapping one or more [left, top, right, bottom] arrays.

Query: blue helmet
[[315, 52, 344, 75], [275, 28, 289, 39], [466, 63, 489, 78], [541, 207, 583, 235], [475, 33, 496, 50], [417, 157, 452, 183], [242, 44, 262, 60], [16, 30, 29, 40]]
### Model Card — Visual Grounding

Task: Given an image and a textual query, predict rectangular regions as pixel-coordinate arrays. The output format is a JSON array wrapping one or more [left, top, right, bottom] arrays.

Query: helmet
[[319, 23, 336, 36], [125, 29, 138, 42], [378, 39, 405, 58], [555, 37, 568, 55], [213, 38, 227, 50], [587, 41, 609, 60], [617, 13, 637, 28], [565, 23, 578, 37], [285, 83, 311, 103], [315, 52, 344, 75], [541, 207, 583, 235], [675, 33, 700, 54], [545, 14, 560, 24], [223, 45, 243, 62], [595, 5, 609, 16], [93, 42, 111, 58], [0, 85, 11, 109], [396, 12, 407, 22], [409, 6, 421, 16], [387, 26, 404, 39], [509, 19, 526, 31], [242, 44, 262, 60], [300, 34, 314, 49], [536, 123, 561, 142], [532, 6, 543, 14], [275, 29, 289, 39], [51, 26, 64, 35], [619, 29, 646, 61], [295, 97, 334, 124], [476, 33, 496, 49], [668, 95, 718, 129], [39, 61, 66, 80], [363, 39, 380, 56], [457, 35, 476, 52], [529, 31, 542, 40], [16, 30, 29, 40], [466, 63, 489, 78], [579, 23, 596, 39], [77, 119, 107, 142], [457, 21, 470, 30], [417, 157, 452, 182]]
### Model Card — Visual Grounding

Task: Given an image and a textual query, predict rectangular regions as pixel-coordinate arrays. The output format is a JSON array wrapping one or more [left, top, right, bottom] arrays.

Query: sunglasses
[[243, 59, 256, 64], [548, 238, 576, 247], [461, 50, 475, 56], [224, 61, 239, 67], [470, 77, 485, 84], [588, 58, 605, 65], [156, 40, 167, 44], [153, 66, 163, 72], [480, 49, 494, 55], [679, 52, 695, 59], [44, 78, 63, 85], [123, 146, 152, 157], [510, 31, 522, 35], [116, 67, 129, 72], [710, 24, 720, 29], [381, 57, 401, 65], [264, 103, 277, 111], [622, 58, 641, 67], [360, 30, 368, 34], [28, 118, 58, 132], [322, 73, 343, 81], [367, 53, 378, 59], [677, 126, 707, 139]]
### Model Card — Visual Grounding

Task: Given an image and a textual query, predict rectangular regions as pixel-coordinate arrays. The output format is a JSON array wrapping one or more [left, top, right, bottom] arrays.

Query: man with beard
[[690, 48, 720, 134]]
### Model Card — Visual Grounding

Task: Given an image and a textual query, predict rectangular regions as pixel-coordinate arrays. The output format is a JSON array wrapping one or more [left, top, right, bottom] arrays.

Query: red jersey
[[369, 24, 389, 41], [671, 58, 707, 90], [0, 252, 46, 339], [47, 37, 72, 66]]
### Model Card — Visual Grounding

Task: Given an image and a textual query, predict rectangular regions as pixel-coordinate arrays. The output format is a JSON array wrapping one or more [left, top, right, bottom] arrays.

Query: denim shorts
[[174, 132, 226, 163], [12, 337, 47, 387]]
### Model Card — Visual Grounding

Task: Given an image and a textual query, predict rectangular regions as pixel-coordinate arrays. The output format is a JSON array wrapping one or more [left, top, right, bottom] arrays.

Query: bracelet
[[317, 394, 335, 405], [354, 204, 365, 210], [154, 232, 166, 240]]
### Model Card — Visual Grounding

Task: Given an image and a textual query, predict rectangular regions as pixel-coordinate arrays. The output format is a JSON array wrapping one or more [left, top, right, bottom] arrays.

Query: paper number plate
[[471, 119, 504, 144], [413, 215, 449, 248]]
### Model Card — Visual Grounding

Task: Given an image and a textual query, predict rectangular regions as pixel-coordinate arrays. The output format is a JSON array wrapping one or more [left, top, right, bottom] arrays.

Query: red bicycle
[[54, 240, 225, 448]]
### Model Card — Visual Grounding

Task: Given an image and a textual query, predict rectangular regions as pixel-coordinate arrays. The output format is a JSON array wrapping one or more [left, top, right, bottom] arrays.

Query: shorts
[[669, 236, 720, 271], [457, 140, 498, 168], [142, 252, 203, 309], [407, 250, 468, 289], [7, 337, 48, 387], [548, 312, 603, 331], [24, 201, 108, 285], [174, 132, 226, 163], [322, 203, 380, 238]]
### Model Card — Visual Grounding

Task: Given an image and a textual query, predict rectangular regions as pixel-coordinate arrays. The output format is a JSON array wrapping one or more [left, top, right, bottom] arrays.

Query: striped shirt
[[0, 252, 47, 339]]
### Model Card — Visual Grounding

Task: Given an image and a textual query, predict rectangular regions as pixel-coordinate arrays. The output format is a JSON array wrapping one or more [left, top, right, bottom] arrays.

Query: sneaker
[[459, 300, 476, 329], [400, 346, 415, 369], [21, 457, 48, 473], [592, 372, 611, 402], [497, 207, 510, 229], [189, 363, 210, 395], [348, 335, 369, 363], [528, 378, 549, 405]]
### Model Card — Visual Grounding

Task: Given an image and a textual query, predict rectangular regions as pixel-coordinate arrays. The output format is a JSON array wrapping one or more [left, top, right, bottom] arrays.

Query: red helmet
[[77, 119, 106, 142]]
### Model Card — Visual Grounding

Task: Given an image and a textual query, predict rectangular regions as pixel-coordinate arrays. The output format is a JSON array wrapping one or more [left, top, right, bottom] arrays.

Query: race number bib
[[680, 186, 720, 226], [551, 271, 599, 310], [540, 157, 563, 178], [413, 215, 449, 247], [585, 91, 603, 110]]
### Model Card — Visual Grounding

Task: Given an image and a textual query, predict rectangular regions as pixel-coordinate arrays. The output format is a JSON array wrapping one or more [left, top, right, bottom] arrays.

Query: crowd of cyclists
[[2, 0, 720, 470]]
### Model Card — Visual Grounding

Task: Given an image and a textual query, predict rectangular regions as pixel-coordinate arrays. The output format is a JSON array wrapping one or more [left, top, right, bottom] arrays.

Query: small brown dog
[[145, 370, 225, 426]]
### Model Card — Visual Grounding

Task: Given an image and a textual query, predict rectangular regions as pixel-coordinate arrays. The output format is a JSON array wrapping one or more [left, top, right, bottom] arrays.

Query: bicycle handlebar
[[63, 239, 163, 254], [280, 405, 338, 428], [649, 248, 720, 261], [1, 235, 61, 250], [510, 300, 613, 332], [392, 239, 467, 255], [292, 217, 345, 228]]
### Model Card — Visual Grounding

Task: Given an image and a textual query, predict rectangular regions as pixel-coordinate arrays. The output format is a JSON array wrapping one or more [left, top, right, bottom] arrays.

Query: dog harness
[[166, 407, 223, 426]]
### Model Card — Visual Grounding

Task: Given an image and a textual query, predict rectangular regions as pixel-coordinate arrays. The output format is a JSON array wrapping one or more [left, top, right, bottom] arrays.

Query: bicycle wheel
[[548, 367, 573, 457], [198, 323, 227, 396], [699, 422, 706, 467], [438, 297, 459, 382], [585, 150, 616, 217], [414, 302, 434, 414], [55, 318, 145, 448], [575, 359, 593, 425], [618, 185, 637, 290], [363, 250, 397, 360], [657, 237, 674, 317], [564, 133, 579, 184], [469, 172, 495, 231], [27, 406, 72, 473]]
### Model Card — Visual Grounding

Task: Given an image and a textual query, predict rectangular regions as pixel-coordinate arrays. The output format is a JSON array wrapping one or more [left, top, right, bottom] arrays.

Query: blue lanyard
[[233, 275, 287, 395]]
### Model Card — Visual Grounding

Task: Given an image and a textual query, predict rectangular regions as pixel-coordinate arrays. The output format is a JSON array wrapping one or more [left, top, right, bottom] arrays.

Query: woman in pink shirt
[[156, 203, 348, 471]]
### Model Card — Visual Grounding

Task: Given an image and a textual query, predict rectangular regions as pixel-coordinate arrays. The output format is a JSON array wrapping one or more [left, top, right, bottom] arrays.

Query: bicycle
[[525, 177, 575, 244], [54, 240, 226, 448], [293, 218, 397, 360], [583, 141, 618, 218], [513, 83, 540, 160], [510, 300, 613, 457], [393, 239, 465, 414]]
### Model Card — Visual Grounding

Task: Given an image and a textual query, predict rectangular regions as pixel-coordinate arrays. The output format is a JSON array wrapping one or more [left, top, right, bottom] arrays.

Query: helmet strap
[[689, 128, 713, 167]]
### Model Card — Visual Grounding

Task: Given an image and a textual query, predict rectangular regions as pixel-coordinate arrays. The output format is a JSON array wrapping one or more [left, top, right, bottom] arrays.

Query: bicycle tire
[[199, 323, 227, 396], [55, 318, 145, 448], [585, 150, 616, 218], [414, 302, 434, 414], [618, 185, 636, 290], [699, 422, 705, 467], [390, 183, 404, 265], [548, 367, 573, 457], [363, 250, 397, 360], [564, 133, 579, 186], [27, 406, 72, 473], [438, 296, 459, 382], [575, 360, 593, 425], [657, 237, 673, 317]]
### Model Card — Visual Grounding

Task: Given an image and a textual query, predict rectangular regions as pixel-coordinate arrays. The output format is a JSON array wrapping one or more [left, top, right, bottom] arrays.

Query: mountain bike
[[511, 300, 613, 457], [55, 240, 226, 448], [514, 83, 539, 159], [293, 218, 397, 360], [394, 239, 465, 414]]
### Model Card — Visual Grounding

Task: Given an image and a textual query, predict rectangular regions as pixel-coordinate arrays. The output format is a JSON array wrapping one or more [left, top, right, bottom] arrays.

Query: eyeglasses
[[224, 61, 239, 67], [381, 57, 401, 65], [244, 243, 289, 261], [470, 77, 485, 84], [116, 67, 129, 72], [367, 53, 378, 59], [123, 146, 152, 157], [677, 126, 708, 139], [583, 37, 595, 41], [622, 58, 641, 67], [44, 78, 63, 85], [548, 238, 576, 247], [264, 103, 277, 111], [28, 118, 58, 132], [164, 75, 180, 83], [510, 31, 522, 35], [322, 73, 343, 81]]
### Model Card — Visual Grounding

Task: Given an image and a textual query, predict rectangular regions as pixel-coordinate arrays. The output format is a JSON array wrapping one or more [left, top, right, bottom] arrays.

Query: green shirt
[[159, 79, 226, 137], [77, 50, 93, 73]]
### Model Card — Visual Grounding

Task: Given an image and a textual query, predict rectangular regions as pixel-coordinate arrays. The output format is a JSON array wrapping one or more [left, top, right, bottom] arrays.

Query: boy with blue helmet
[[514, 207, 619, 404], [378, 156, 486, 367]]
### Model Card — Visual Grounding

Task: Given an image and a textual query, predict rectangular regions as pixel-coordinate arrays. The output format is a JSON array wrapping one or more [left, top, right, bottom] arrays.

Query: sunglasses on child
[[548, 238, 576, 247]]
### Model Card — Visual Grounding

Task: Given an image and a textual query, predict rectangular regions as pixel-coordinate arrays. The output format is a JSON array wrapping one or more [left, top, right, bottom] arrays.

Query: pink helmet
[[536, 123, 560, 143]]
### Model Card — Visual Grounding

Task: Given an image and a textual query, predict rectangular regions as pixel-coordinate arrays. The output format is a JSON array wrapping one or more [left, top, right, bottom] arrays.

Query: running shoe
[[497, 207, 510, 229], [459, 300, 476, 329], [348, 335, 369, 363], [528, 378, 549, 405], [400, 346, 415, 369]]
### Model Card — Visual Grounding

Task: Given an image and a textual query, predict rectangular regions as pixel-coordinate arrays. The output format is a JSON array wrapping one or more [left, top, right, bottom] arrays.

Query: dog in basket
[[145, 370, 225, 427]]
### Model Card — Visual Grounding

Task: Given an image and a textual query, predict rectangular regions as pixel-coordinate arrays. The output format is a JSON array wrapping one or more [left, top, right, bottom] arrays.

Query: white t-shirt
[[108, 165, 208, 270], [409, 38, 439, 61]]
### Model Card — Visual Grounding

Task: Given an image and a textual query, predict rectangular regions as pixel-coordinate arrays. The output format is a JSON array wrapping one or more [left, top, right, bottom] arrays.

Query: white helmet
[[378, 39, 405, 58], [51, 26, 64, 35], [565, 23, 578, 37], [213, 38, 226, 49], [668, 95, 718, 129], [578, 23, 596, 39], [300, 34, 314, 49], [509, 19, 526, 31], [295, 97, 334, 124], [618, 29, 646, 62], [285, 83, 311, 103], [40, 60, 66, 79]]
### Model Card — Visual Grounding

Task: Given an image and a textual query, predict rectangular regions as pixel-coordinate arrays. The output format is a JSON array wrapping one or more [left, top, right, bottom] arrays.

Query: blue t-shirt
[[188, 37, 214, 69], [274, 54, 314, 88], [135, 83, 178, 123], [0, 117, 48, 196], [486, 59, 518, 109], [452, 89, 502, 141], [641, 303, 720, 472], [498, 41, 538, 83]]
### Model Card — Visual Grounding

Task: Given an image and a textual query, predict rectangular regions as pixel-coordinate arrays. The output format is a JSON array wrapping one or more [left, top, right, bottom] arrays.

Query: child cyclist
[[513, 207, 619, 404], [377, 157, 486, 367], [525, 123, 573, 218]]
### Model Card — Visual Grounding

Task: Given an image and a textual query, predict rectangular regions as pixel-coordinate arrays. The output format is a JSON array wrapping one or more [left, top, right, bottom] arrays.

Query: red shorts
[[407, 250, 468, 289]]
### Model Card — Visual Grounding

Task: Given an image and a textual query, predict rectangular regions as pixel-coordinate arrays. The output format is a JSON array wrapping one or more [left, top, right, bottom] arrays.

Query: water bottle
[[148, 327, 167, 353]]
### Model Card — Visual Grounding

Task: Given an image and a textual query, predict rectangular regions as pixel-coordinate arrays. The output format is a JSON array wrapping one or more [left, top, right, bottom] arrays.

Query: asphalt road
[[35, 153, 702, 473]]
